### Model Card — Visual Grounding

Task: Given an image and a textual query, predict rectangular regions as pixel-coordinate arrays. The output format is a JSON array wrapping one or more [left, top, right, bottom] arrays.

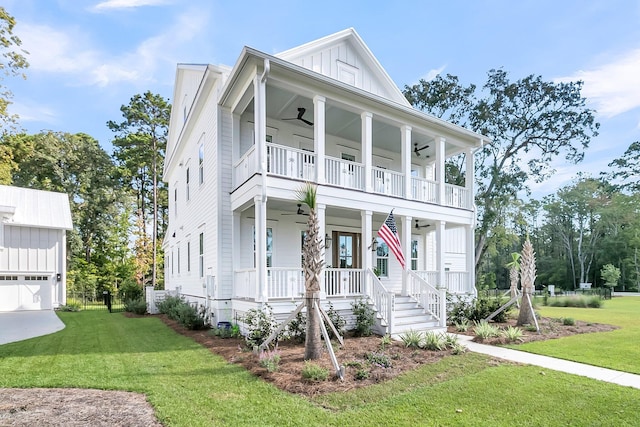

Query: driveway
[[0, 310, 65, 345]]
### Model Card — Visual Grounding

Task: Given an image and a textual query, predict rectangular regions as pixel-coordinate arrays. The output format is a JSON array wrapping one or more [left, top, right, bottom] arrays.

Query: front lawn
[[1, 311, 640, 426], [514, 297, 640, 374]]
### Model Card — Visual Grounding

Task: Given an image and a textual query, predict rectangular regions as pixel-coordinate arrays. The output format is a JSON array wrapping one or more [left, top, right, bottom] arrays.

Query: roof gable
[[275, 28, 410, 106], [0, 185, 73, 230]]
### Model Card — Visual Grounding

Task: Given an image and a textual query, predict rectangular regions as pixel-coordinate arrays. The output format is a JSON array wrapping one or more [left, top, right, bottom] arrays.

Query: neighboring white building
[[162, 28, 487, 334], [0, 185, 72, 311]]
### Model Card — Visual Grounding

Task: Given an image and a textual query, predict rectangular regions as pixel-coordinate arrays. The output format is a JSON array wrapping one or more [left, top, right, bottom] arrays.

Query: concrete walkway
[[0, 311, 65, 345], [456, 335, 640, 389]]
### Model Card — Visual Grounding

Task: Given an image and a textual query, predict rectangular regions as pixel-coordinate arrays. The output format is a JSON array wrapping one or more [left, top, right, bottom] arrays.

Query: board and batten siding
[[0, 226, 60, 273], [218, 105, 234, 301]]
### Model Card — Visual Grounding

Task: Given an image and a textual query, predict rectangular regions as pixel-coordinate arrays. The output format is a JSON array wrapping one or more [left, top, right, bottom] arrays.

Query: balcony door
[[332, 232, 361, 269]]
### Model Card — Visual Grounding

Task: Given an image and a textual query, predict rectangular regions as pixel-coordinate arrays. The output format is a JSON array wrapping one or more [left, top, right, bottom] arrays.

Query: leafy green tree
[[404, 70, 599, 273], [108, 91, 171, 288], [607, 141, 640, 193], [601, 264, 621, 289], [0, 6, 28, 134]]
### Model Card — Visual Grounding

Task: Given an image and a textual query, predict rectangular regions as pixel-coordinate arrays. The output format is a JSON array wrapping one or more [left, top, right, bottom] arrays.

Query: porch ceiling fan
[[282, 204, 309, 216], [283, 107, 313, 126], [413, 142, 430, 157], [415, 220, 430, 230]]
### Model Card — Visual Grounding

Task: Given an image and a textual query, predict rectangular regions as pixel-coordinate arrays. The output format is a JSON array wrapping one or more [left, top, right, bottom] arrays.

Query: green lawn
[[1, 311, 640, 426], [514, 297, 640, 374]]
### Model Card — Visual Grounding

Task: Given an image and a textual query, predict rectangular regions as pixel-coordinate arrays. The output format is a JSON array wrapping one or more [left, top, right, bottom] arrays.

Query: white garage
[[0, 185, 72, 312]]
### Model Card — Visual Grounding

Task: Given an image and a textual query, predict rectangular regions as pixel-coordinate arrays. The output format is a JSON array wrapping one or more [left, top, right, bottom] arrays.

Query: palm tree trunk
[[304, 291, 323, 360]]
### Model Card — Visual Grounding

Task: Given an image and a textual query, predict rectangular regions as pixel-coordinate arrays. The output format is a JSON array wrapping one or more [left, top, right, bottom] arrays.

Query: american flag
[[378, 211, 405, 269]]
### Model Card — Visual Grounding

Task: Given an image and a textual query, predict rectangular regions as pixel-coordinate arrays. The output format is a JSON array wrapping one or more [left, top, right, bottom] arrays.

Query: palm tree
[[517, 236, 537, 327], [506, 252, 521, 301], [296, 183, 324, 360]]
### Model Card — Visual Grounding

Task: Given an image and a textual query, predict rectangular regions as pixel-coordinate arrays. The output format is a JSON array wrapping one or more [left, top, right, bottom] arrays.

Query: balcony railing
[[232, 143, 472, 209], [414, 270, 471, 294]]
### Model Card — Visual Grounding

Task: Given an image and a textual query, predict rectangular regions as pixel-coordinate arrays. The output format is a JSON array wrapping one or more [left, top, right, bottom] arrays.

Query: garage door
[[0, 275, 52, 311]]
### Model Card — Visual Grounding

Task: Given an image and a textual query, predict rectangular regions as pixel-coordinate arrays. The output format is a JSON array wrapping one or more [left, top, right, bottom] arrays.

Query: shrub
[[423, 331, 445, 351], [325, 301, 346, 338], [447, 293, 511, 324], [301, 362, 329, 381], [563, 317, 576, 326], [59, 301, 81, 312], [451, 342, 467, 355], [258, 348, 281, 372], [473, 321, 501, 340], [366, 352, 392, 368], [442, 333, 459, 349], [157, 295, 185, 318], [175, 303, 207, 330], [547, 295, 603, 308], [351, 298, 375, 337], [118, 280, 143, 302], [501, 326, 524, 342], [454, 319, 470, 332], [124, 298, 147, 315], [243, 304, 279, 349], [287, 308, 306, 342], [400, 329, 423, 348], [354, 368, 369, 380]]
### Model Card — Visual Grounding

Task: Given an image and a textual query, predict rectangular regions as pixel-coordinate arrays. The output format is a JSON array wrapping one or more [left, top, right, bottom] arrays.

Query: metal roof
[[0, 185, 73, 230]]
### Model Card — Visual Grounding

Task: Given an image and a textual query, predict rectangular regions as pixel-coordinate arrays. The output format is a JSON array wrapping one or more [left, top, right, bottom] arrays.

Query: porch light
[[325, 234, 332, 249], [369, 238, 378, 252]]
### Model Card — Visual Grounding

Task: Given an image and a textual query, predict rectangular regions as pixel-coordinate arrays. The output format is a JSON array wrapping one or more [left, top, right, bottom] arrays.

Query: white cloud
[[557, 48, 640, 118], [9, 100, 58, 126], [91, 0, 171, 12], [18, 7, 209, 88], [420, 65, 446, 82]]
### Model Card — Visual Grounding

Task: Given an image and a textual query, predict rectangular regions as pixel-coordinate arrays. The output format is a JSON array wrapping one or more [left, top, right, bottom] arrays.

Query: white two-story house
[[162, 28, 487, 334]]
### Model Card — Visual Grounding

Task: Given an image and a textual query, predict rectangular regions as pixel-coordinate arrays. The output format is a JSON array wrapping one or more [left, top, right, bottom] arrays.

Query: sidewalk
[[0, 311, 65, 345], [456, 335, 640, 389]]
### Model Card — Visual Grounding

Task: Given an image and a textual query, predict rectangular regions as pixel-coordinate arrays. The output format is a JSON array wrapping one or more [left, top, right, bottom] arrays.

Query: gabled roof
[[0, 185, 73, 230], [275, 28, 411, 107]]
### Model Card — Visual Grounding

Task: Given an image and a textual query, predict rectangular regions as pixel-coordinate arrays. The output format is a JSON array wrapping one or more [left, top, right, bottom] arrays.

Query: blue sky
[[4, 0, 640, 197]]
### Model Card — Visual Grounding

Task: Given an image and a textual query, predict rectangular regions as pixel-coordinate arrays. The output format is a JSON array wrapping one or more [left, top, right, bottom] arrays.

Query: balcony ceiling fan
[[414, 142, 430, 157], [415, 219, 430, 229], [282, 204, 309, 216], [283, 107, 313, 126]]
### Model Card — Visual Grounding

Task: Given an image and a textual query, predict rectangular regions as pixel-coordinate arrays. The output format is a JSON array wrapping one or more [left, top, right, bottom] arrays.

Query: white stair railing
[[407, 270, 446, 327], [366, 268, 395, 334]]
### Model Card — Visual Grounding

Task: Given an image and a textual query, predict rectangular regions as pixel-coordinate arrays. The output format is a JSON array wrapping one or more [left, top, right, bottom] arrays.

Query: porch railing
[[325, 157, 365, 190], [414, 271, 471, 295], [267, 143, 316, 180], [445, 183, 471, 209], [233, 146, 257, 187], [372, 167, 404, 197], [234, 269, 258, 300], [267, 268, 305, 299], [324, 268, 363, 296], [367, 268, 395, 333], [411, 176, 438, 204], [407, 270, 446, 327]]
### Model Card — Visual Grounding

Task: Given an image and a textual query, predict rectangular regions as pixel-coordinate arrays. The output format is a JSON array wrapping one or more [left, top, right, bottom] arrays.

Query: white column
[[465, 146, 475, 209], [314, 96, 326, 184], [466, 224, 476, 296], [402, 215, 412, 295], [361, 210, 373, 296], [362, 112, 373, 193], [232, 210, 241, 298], [401, 125, 412, 199], [254, 196, 267, 302], [317, 203, 327, 298], [435, 220, 446, 290], [436, 137, 446, 205], [254, 73, 267, 177]]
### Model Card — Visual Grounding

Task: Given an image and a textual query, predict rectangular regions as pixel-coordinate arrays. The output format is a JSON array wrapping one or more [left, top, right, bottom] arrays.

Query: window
[[375, 238, 389, 277], [411, 239, 418, 270], [199, 232, 204, 278], [174, 187, 178, 216], [186, 168, 190, 201], [187, 241, 191, 272], [253, 227, 273, 268], [199, 143, 204, 184], [171, 248, 174, 275], [177, 245, 181, 274]]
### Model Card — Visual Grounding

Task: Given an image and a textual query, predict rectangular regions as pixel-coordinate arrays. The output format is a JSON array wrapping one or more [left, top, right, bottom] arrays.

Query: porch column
[[436, 136, 446, 205], [232, 210, 241, 299], [401, 125, 412, 199], [465, 146, 475, 209], [466, 224, 476, 296], [402, 215, 412, 296], [361, 210, 373, 295], [254, 195, 268, 302], [254, 72, 267, 178], [362, 112, 373, 192], [314, 96, 326, 184], [317, 203, 327, 297], [232, 111, 240, 163], [435, 220, 446, 290]]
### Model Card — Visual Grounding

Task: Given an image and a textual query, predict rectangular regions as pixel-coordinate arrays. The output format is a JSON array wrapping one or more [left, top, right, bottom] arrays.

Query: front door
[[333, 232, 361, 269]]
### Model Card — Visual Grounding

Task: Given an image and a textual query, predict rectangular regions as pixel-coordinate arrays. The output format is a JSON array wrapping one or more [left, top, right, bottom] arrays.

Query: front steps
[[375, 295, 446, 336]]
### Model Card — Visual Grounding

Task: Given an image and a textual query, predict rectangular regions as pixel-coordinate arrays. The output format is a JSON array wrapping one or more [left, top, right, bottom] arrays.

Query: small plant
[[59, 301, 81, 312], [501, 325, 524, 342], [354, 368, 370, 380], [124, 298, 147, 315], [351, 298, 376, 337], [324, 301, 346, 338], [366, 352, 392, 368], [451, 342, 467, 355], [454, 319, 470, 332], [443, 333, 459, 349], [287, 308, 306, 343], [243, 304, 279, 349], [400, 329, 423, 348], [301, 362, 329, 382], [473, 321, 501, 340], [344, 360, 363, 368], [423, 331, 445, 351], [258, 348, 281, 372], [563, 317, 576, 326], [380, 334, 392, 350]]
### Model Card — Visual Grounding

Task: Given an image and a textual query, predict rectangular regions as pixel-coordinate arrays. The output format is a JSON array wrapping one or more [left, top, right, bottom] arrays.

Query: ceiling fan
[[415, 220, 430, 230], [282, 204, 309, 216], [414, 142, 430, 157], [283, 107, 313, 126]]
